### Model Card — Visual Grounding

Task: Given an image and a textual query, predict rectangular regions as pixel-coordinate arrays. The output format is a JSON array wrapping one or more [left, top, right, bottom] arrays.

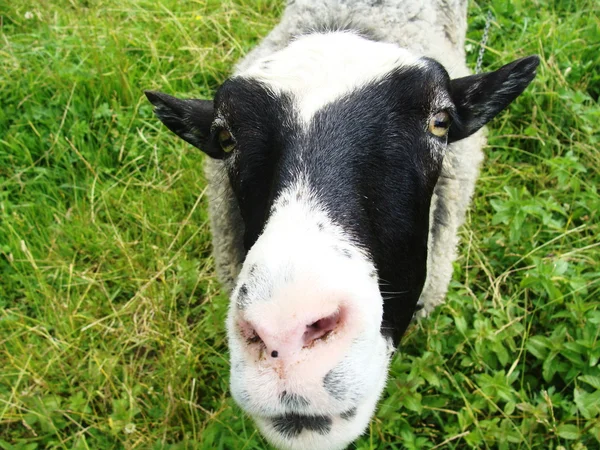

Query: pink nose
[[238, 309, 343, 359]]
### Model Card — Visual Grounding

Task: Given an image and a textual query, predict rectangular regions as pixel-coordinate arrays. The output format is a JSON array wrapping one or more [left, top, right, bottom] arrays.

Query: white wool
[[238, 31, 425, 124]]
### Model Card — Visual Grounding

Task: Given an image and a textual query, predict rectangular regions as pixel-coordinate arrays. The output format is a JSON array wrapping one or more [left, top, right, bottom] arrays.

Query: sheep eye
[[428, 111, 451, 137], [218, 129, 236, 153]]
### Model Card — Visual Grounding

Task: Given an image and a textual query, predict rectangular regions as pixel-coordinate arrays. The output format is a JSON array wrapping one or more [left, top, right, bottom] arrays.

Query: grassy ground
[[1, 0, 598, 448]]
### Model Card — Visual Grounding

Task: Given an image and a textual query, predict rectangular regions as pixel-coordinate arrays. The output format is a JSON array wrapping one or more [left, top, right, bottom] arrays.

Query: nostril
[[303, 309, 341, 346], [238, 308, 344, 356], [239, 319, 263, 345]]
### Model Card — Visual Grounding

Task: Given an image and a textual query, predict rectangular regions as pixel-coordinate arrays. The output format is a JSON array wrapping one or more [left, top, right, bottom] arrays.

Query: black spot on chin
[[271, 413, 332, 438]]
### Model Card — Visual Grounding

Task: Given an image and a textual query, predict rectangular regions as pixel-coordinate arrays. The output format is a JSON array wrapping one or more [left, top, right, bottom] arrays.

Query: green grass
[[0, 0, 598, 448]]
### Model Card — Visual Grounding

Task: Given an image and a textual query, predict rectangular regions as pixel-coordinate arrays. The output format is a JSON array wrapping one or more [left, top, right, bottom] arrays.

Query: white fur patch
[[236, 31, 425, 124]]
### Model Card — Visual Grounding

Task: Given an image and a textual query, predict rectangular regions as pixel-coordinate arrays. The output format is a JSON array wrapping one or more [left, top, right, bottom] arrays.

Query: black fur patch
[[271, 413, 332, 438], [215, 79, 298, 251], [236, 284, 249, 310], [323, 367, 346, 401], [448, 56, 539, 141]]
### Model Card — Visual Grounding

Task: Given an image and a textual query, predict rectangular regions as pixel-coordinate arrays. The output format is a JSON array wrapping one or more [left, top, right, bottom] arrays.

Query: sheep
[[145, 1, 539, 448]]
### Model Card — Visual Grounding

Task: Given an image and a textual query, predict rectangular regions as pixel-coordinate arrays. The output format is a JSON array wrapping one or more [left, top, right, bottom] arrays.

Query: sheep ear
[[448, 55, 540, 142], [145, 91, 222, 158]]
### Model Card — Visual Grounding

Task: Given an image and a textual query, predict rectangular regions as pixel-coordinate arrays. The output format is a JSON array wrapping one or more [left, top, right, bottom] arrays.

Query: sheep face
[[147, 32, 538, 450]]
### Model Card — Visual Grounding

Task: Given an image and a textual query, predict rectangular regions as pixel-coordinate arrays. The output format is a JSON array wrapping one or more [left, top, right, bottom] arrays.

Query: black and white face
[[147, 32, 538, 450]]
